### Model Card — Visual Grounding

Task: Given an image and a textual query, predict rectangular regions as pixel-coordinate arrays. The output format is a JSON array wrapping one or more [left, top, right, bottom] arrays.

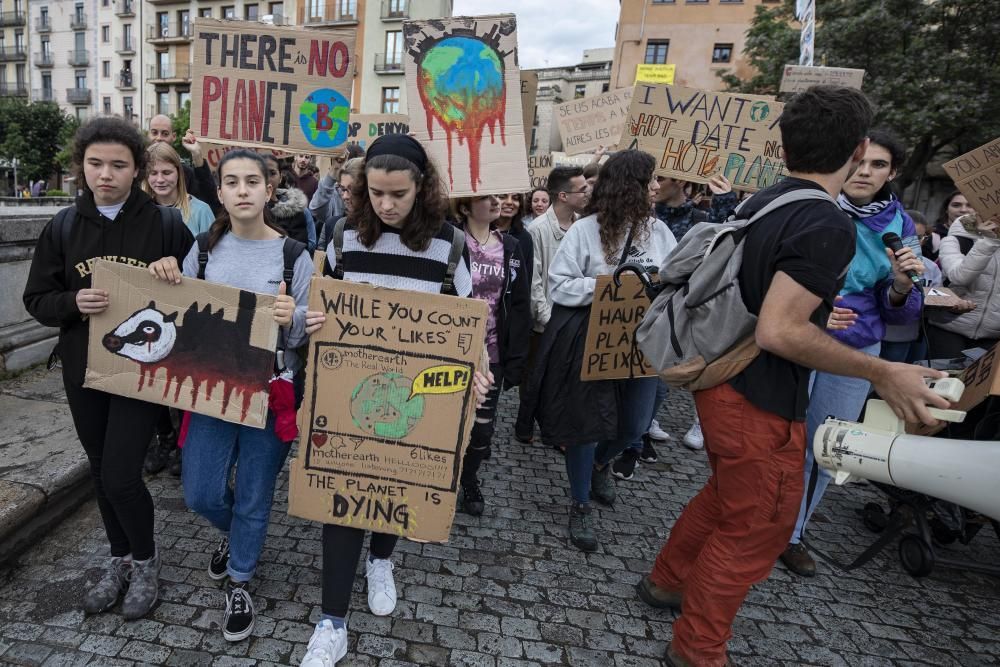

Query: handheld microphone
[[881, 232, 920, 284]]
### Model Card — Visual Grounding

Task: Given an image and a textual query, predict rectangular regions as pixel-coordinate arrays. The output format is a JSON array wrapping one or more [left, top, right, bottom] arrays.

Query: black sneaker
[[223, 580, 255, 642], [639, 435, 658, 464], [208, 536, 230, 581], [461, 481, 485, 517], [612, 449, 641, 481], [168, 446, 182, 477], [143, 431, 176, 474]]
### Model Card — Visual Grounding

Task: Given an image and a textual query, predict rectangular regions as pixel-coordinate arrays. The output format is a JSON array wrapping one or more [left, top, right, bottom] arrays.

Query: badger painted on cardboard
[[85, 260, 279, 428]]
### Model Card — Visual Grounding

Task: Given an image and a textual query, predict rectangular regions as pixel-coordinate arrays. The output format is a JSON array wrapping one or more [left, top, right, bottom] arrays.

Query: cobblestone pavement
[[0, 388, 999, 666]]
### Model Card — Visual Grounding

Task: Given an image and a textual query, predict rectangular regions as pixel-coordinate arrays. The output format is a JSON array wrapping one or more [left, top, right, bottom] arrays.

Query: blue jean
[[566, 443, 598, 504], [880, 338, 927, 365], [630, 379, 669, 451], [182, 412, 291, 581], [789, 341, 880, 544]]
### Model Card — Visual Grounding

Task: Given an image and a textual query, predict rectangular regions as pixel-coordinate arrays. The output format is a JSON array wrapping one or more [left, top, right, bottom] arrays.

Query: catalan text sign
[[943, 138, 1000, 221], [635, 64, 676, 85], [85, 260, 278, 428], [625, 83, 786, 192], [528, 153, 553, 189], [403, 14, 529, 196], [346, 113, 410, 152], [289, 278, 488, 542], [191, 18, 356, 153], [779, 65, 865, 93], [581, 274, 656, 381], [521, 71, 538, 152], [556, 87, 634, 156]]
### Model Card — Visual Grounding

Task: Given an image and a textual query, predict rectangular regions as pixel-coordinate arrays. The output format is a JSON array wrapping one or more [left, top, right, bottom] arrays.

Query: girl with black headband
[[300, 134, 493, 667]]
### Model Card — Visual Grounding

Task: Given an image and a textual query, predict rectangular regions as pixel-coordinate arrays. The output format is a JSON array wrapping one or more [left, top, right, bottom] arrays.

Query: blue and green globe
[[299, 88, 350, 148], [350, 373, 425, 439]]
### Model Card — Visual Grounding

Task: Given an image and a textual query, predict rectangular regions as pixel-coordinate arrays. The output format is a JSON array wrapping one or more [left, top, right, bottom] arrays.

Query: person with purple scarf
[[780, 130, 926, 577]]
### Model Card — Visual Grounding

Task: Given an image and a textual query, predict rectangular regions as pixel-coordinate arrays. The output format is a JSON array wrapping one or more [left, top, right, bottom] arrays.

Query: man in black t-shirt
[[637, 87, 951, 667]]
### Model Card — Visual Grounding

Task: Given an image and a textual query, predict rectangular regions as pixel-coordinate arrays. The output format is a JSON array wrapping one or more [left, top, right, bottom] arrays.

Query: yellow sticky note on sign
[[410, 364, 471, 400]]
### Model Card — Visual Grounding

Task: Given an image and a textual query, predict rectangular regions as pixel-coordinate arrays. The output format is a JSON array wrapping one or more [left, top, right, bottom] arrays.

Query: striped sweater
[[323, 221, 473, 296]]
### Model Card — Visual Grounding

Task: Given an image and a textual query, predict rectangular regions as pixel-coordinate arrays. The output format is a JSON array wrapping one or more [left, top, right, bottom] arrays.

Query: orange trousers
[[651, 383, 805, 666]]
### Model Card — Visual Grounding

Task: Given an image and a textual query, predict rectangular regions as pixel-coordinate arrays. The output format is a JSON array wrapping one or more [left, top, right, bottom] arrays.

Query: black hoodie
[[22, 186, 194, 385]]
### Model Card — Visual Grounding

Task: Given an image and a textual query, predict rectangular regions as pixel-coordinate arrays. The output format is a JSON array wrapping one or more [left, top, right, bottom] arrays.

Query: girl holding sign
[[147, 149, 318, 642], [300, 134, 492, 667], [450, 194, 531, 516], [527, 150, 676, 553], [23, 116, 194, 620]]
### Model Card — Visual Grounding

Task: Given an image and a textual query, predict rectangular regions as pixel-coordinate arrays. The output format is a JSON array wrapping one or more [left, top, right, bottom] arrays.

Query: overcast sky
[[451, 0, 619, 70]]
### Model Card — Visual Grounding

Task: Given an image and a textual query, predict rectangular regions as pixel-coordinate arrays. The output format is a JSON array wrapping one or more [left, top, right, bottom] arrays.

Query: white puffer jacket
[[934, 218, 1000, 340]]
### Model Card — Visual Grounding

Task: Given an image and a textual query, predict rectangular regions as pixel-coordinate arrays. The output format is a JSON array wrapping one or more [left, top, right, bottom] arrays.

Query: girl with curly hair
[[22, 116, 194, 620], [525, 150, 677, 553], [303, 134, 493, 666]]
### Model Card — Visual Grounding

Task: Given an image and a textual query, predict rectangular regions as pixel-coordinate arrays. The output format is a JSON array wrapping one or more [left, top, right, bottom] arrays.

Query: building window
[[306, 0, 321, 20], [75, 70, 86, 89], [645, 40, 669, 64], [102, 60, 110, 77], [178, 10, 190, 35], [16, 64, 25, 87], [75, 3, 84, 21], [123, 23, 132, 47], [101, 25, 110, 42], [381, 87, 400, 114], [384, 30, 402, 65], [41, 39, 50, 57], [156, 12, 168, 36], [157, 91, 170, 115], [574, 84, 586, 99], [269, 2, 283, 20], [178, 90, 191, 111], [244, 4, 258, 20], [15, 30, 23, 51], [103, 96, 111, 113], [222, 6, 235, 18], [198, 7, 212, 17], [123, 96, 133, 118], [652, 0, 674, 3], [602, 82, 610, 93], [157, 51, 170, 77], [712, 43, 733, 63], [338, 0, 356, 19]]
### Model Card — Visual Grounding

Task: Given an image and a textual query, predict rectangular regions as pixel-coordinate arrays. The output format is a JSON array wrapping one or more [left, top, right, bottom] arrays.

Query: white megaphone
[[813, 378, 1000, 522]]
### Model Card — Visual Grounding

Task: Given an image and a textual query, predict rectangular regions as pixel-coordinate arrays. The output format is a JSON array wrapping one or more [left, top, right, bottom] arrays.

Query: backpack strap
[[281, 236, 307, 285], [331, 217, 348, 280], [729, 188, 836, 244], [51, 205, 77, 255], [195, 232, 210, 280], [157, 204, 184, 259], [442, 226, 466, 296]]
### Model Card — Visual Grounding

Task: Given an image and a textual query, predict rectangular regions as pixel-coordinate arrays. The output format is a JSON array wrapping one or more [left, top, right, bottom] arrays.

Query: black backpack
[[50, 204, 183, 254], [329, 217, 465, 296], [195, 233, 306, 285]]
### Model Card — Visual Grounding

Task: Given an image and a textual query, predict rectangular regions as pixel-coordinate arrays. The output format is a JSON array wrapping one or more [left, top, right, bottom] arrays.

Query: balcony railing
[[70, 14, 87, 29], [147, 22, 192, 42], [0, 11, 25, 27], [35, 16, 51, 32], [68, 50, 89, 66], [381, 0, 409, 20], [304, 1, 358, 25], [0, 83, 29, 97], [374, 53, 403, 73], [34, 51, 54, 67], [66, 87, 92, 105], [116, 37, 136, 54], [0, 47, 27, 62], [148, 63, 192, 82], [115, 0, 135, 16], [33, 88, 56, 103], [116, 71, 136, 90]]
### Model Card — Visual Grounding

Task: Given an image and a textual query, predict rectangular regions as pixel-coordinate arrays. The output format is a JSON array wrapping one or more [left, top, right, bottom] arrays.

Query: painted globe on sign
[[750, 101, 770, 123], [299, 88, 350, 148], [349, 373, 425, 439]]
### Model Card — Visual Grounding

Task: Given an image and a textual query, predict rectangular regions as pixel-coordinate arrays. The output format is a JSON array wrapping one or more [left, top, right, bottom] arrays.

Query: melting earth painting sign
[[403, 15, 530, 196], [84, 260, 279, 429]]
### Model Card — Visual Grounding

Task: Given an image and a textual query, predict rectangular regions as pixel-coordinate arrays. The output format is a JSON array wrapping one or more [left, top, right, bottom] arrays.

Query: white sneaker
[[365, 558, 397, 616], [300, 619, 348, 666], [647, 419, 671, 442], [683, 422, 704, 450]]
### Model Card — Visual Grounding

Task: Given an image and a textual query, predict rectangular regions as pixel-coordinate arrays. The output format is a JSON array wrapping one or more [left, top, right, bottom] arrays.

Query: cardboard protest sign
[[528, 153, 553, 189], [625, 83, 786, 192], [910, 344, 998, 437], [402, 15, 530, 196], [924, 286, 965, 309], [289, 278, 488, 542], [635, 64, 676, 85], [313, 250, 327, 276], [581, 275, 656, 381], [943, 138, 1000, 220], [521, 70, 538, 151], [551, 151, 600, 168], [778, 65, 865, 93], [556, 87, 634, 156], [84, 260, 278, 428], [191, 18, 356, 153], [346, 113, 410, 152], [202, 143, 292, 173]]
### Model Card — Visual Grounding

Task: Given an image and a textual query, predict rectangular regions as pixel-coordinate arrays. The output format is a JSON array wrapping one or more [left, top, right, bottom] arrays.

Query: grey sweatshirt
[[182, 233, 313, 371], [548, 214, 677, 307]]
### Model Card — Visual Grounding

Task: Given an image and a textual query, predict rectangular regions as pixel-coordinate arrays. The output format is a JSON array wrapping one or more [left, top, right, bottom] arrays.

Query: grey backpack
[[636, 189, 836, 391]]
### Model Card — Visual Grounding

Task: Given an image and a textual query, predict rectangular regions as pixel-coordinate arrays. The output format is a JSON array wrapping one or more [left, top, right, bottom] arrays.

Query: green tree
[[171, 100, 192, 159], [0, 99, 74, 182], [719, 0, 1000, 193]]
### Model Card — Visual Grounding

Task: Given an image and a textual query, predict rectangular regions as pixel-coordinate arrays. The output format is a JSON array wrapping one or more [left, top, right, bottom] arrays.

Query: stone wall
[[0, 214, 58, 373]]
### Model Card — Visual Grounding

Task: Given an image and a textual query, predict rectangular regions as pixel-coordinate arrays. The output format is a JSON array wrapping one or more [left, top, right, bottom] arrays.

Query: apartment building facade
[[530, 48, 613, 154], [0, 0, 28, 100], [611, 0, 777, 93]]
